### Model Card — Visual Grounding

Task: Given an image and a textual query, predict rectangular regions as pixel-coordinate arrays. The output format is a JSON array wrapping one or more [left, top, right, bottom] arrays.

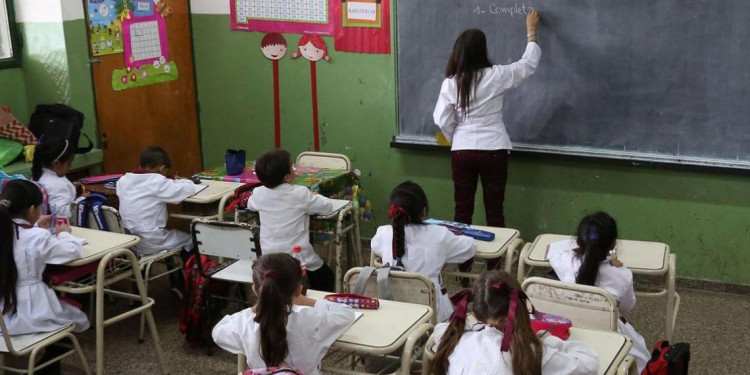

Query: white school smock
[[247, 184, 333, 271], [370, 224, 477, 322], [433, 321, 599, 375], [547, 238, 650, 373], [116, 173, 204, 255], [2, 219, 90, 335], [433, 42, 542, 151], [212, 299, 355, 375], [37, 168, 78, 218]]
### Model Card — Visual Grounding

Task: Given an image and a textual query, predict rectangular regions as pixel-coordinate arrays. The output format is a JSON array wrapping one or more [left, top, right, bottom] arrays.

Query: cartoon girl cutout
[[292, 34, 332, 151]]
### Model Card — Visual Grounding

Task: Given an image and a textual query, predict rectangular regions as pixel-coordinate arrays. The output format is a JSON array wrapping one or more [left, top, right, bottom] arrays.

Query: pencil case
[[462, 228, 495, 242], [325, 293, 379, 309]]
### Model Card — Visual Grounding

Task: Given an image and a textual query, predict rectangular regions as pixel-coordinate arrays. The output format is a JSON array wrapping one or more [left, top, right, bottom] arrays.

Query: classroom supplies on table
[[242, 366, 302, 375], [225, 149, 246, 176], [530, 311, 572, 340], [324, 294, 380, 310], [80, 174, 124, 184], [424, 218, 496, 242]]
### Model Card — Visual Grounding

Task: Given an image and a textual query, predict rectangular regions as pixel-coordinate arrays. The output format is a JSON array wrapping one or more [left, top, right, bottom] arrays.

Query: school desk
[[53, 227, 168, 375], [169, 179, 244, 221], [518, 234, 680, 341], [421, 326, 636, 375], [237, 290, 434, 375]]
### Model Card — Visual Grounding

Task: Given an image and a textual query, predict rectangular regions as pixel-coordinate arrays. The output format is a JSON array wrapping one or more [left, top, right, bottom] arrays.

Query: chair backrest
[[296, 151, 351, 170], [0, 311, 17, 354], [522, 277, 619, 331], [191, 219, 261, 261], [69, 203, 126, 234], [344, 266, 437, 323]]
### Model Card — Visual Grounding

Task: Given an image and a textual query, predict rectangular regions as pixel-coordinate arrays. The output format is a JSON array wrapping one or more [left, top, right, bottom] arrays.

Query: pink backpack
[[242, 366, 302, 375]]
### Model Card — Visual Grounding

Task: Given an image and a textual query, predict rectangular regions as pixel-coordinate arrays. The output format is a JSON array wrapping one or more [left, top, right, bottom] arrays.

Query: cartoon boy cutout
[[261, 33, 288, 147], [261, 33, 288, 60]]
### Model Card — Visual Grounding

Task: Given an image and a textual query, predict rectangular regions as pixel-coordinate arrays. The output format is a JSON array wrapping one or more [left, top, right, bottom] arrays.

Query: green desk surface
[[1, 149, 104, 178]]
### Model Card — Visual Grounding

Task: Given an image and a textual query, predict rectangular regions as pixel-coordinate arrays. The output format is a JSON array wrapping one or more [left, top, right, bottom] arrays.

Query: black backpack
[[642, 340, 690, 375], [29, 104, 94, 154]]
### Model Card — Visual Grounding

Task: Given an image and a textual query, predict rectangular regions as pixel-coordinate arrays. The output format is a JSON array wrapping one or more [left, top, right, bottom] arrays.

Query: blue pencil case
[[462, 228, 495, 242]]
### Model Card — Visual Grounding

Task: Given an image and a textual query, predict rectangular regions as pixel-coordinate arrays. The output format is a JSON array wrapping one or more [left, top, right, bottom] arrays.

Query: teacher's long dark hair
[[252, 253, 303, 367], [445, 29, 493, 115]]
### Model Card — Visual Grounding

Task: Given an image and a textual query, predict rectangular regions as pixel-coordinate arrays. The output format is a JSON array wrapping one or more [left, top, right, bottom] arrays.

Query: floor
[[28, 263, 750, 374]]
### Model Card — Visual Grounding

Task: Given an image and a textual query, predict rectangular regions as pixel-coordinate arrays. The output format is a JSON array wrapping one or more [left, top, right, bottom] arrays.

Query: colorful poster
[[122, 14, 169, 68], [333, 0, 390, 54], [111, 59, 178, 91], [87, 0, 127, 56], [231, 0, 334, 36]]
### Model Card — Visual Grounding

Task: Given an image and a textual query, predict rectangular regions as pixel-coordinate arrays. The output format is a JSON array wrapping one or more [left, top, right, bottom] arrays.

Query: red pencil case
[[325, 293, 380, 310], [530, 312, 572, 340]]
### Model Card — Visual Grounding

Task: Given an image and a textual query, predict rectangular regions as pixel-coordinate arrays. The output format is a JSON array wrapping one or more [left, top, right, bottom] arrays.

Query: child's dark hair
[[139, 146, 172, 169], [432, 270, 543, 375], [574, 211, 618, 286], [31, 137, 76, 180], [0, 180, 43, 314], [388, 181, 428, 266], [252, 253, 303, 367], [254, 149, 292, 189]]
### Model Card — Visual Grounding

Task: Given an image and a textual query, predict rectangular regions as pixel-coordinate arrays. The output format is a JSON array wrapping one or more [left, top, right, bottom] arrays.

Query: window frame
[[0, 0, 22, 69]]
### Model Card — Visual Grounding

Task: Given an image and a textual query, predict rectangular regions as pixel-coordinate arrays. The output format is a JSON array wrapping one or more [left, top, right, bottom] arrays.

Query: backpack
[[242, 366, 303, 375], [224, 182, 258, 212], [179, 254, 228, 346], [75, 193, 110, 231], [29, 104, 93, 154], [642, 340, 690, 375]]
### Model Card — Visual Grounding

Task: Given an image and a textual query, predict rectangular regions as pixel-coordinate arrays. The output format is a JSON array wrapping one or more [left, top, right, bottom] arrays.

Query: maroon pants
[[451, 150, 509, 271]]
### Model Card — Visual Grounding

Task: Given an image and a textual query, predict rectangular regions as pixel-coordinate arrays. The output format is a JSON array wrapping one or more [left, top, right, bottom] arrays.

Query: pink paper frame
[[123, 15, 169, 68], [230, 0, 334, 36]]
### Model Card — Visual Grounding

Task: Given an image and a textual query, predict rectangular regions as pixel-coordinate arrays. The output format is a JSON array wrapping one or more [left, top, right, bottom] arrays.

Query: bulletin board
[[231, 0, 334, 35]]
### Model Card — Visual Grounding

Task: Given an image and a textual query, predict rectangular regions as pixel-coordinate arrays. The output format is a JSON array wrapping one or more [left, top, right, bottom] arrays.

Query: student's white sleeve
[[490, 42, 541, 92], [617, 270, 637, 314], [211, 310, 249, 355], [307, 299, 356, 345], [433, 79, 458, 142], [439, 229, 477, 264], [42, 231, 84, 265], [304, 190, 334, 215], [369, 226, 388, 258], [155, 179, 205, 204], [541, 335, 599, 375]]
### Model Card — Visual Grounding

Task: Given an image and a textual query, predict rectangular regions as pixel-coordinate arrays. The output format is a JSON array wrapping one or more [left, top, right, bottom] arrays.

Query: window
[[0, 0, 21, 68]]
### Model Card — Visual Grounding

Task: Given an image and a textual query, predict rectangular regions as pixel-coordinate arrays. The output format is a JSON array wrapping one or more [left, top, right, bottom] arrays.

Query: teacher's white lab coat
[[37, 168, 78, 218], [212, 299, 355, 375], [548, 238, 650, 373], [432, 321, 599, 375], [247, 183, 333, 271], [370, 224, 477, 322], [2, 219, 90, 335], [116, 173, 204, 255]]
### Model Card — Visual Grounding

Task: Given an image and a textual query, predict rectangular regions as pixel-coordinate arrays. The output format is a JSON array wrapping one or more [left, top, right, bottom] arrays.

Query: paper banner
[[231, 0, 334, 36], [333, 0, 390, 54], [111, 60, 178, 91], [87, 0, 125, 56]]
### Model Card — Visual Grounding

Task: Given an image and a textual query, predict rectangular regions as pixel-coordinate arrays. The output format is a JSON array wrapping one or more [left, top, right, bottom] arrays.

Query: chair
[[521, 277, 620, 331], [0, 316, 91, 375], [296, 151, 351, 170]]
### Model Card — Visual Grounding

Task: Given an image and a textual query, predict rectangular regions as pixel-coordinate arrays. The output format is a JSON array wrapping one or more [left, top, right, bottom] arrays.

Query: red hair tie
[[388, 204, 409, 221], [491, 283, 530, 352], [449, 289, 473, 322], [263, 270, 277, 280]]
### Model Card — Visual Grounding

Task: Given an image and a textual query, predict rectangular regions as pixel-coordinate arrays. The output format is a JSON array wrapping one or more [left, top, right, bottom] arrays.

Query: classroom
[[0, 0, 749, 374]]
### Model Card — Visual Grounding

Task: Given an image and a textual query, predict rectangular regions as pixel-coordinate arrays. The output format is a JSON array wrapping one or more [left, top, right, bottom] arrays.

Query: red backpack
[[642, 340, 691, 375], [179, 254, 227, 346]]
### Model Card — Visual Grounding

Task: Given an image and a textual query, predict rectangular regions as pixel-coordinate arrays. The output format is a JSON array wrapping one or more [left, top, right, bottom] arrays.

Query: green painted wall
[[0, 67, 28, 122], [191, 15, 750, 284], [62, 20, 99, 142]]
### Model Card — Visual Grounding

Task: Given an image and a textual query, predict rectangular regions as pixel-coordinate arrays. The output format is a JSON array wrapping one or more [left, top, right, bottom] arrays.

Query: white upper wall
[[191, 0, 230, 14], [14, 0, 84, 22]]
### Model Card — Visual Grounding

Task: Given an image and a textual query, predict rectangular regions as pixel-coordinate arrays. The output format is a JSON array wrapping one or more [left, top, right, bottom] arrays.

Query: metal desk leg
[[517, 243, 532, 284], [504, 238, 524, 275], [666, 254, 677, 341]]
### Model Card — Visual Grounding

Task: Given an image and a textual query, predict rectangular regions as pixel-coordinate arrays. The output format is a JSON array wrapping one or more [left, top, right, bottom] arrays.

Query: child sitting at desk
[[117, 146, 204, 257], [247, 149, 336, 292], [431, 270, 598, 375], [371, 181, 477, 322], [547, 211, 649, 373], [212, 253, 355, 375], [32, 137, 87, 218]]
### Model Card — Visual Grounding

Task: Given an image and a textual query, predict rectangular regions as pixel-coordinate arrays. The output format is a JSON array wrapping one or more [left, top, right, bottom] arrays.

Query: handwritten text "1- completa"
[[473, 3, 532, 17]]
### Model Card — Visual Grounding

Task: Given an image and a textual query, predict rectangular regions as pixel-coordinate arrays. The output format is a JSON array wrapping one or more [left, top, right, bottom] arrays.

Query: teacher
[[433, 10, 541, 269]]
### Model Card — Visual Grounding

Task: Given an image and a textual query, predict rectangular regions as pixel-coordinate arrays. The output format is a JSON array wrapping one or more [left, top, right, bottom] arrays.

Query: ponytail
[[575, 212, 618, 286], [387, 181, 429, 267], [32, 137, 75, 181], [251, 253, 303, 367], [508, 302, 543, 375], [431, 290, 472, 375], [389, 205, 409, 265]]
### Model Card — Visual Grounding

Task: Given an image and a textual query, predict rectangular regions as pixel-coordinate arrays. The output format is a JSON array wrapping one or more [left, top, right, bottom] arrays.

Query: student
[[0, 180, 90, 335], [370, 181, 477, 322], [547, 211, 650, 373], [212, 253, 355, 375], [431, 270, 598, 375], [116, 146, 204, 256], [433, 11, 541, 274], [248, 149, 336, 292], [32, 137, 84, 218]]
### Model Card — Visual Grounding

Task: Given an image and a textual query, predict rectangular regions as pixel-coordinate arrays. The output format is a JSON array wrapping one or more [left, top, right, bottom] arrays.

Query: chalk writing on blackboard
[[473, 3, 532, 17]]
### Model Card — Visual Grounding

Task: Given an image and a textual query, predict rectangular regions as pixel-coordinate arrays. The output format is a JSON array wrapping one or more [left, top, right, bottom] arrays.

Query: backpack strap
[[77, 194, 109, 231], [353, 266, 376, 295], [76, 198, 91, 228], [376, 264, 395, 300], [76, 133, 94, 154]]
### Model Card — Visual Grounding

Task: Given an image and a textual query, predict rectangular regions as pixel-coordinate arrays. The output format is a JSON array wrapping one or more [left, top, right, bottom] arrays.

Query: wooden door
[[85, 0, 202, 174]]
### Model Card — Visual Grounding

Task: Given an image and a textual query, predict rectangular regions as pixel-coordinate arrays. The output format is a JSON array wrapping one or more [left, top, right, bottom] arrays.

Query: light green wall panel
[[0, 68, 29, 122]]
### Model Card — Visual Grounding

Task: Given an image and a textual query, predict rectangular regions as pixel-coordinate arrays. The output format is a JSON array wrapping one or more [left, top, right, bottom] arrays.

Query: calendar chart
[[130, 21, 162, 61], [231, 0, 334, 35]]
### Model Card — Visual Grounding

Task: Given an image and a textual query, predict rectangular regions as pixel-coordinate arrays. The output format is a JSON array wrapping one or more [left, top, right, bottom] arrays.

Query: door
[[85, 0, 202, 175]]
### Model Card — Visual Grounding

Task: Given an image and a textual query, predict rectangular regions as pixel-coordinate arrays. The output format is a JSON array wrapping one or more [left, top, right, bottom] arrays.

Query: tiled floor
[[35, 270, 750, 374]]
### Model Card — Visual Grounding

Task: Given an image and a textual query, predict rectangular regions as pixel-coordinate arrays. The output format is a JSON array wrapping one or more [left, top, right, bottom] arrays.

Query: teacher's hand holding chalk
[[526, 9, 539, 43]]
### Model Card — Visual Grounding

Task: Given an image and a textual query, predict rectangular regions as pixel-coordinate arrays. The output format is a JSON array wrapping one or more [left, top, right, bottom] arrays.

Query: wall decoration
[[231, 0, 334, 36], [333, 0, 390, 54], [261, 33, 288, 148], [292, 34, 332, 151], [122, 14, 169, 68], [87, 0, 127, 56], [111, 60, 178, 91]]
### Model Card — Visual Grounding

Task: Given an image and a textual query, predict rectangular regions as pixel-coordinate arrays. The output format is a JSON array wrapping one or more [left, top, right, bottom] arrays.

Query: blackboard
[[395, 0, 750, 169]]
